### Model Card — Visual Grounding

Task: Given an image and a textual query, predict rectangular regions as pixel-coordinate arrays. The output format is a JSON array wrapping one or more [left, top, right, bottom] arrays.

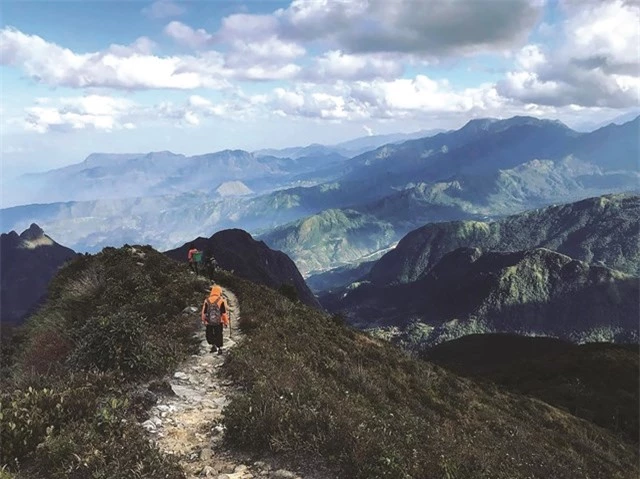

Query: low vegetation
[[1, 245, 206, 478], [3, 245, 638, 479], [423, 334, 639, 443], [214, 271, 639, 479]]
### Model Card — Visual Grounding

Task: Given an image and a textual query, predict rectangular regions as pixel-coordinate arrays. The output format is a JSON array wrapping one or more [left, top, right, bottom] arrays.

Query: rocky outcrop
[[0, 223, 76, 325], [164, 229, 321, 309]]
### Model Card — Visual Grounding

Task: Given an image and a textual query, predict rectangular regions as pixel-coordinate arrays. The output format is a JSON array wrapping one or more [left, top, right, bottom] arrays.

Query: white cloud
[[142, 0, 186, 19], [0, 27, 229, 90], [0, 25, 305, 88], [182, 111, 200, 126], [261, 75, 578, 123], [24, 95, 136, 133], [225, 36, 306, 67], [218, 13, 280, 42], [225, 0, 543, 58], [304, 50, 404, 82], [163, 21, 213, 49], [498, 0, 640, 108], [107, 37, 156, 56], [20, 93, 255, 133]]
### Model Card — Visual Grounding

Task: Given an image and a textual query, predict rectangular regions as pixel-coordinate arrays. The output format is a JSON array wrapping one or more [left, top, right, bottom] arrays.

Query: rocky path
[[142, 288, 308, 479]]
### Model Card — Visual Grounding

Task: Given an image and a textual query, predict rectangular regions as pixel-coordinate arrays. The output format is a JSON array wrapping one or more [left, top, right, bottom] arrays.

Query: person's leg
[[205, 325, 217, 352], [214, 324, 224, 353]]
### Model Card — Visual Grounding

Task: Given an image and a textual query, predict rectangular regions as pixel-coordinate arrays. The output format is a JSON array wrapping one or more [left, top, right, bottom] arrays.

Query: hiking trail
[[141, 287, 317, 479]]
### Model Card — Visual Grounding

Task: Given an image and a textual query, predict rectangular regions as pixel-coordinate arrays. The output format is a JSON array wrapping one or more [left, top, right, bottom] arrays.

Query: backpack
[[206, 297, 222, 325]]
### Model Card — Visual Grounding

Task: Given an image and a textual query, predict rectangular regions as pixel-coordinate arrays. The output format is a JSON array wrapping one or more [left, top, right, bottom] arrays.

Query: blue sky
[[1, 0, 638, 177]]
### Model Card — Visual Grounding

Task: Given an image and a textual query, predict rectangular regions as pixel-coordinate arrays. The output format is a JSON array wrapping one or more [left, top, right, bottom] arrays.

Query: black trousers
[[189, 261, 199, 274], [206, 324, 223, 348]]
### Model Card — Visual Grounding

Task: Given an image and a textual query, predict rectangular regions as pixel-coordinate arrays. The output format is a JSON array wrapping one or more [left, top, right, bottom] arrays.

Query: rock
[[183, 306, 199, 314], [221, 464, 236, 474], [200, 448, 213, 462], [216, 475, 231, 479], [213, 397, 228, 407], [151, 416, 162, 427], [199, 465, 215, 477], [271, 470, 297, 479], [148, 380, 176, 396], [174, 371, 189, 380], [141, 420, 156, 432], [212, 424, 225, 435], [234, 464, 248, 473], [253, 461, 268, 469]]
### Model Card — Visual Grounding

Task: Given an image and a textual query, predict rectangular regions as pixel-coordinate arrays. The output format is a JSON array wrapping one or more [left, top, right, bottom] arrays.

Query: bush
[[277, 283, 299, 303]]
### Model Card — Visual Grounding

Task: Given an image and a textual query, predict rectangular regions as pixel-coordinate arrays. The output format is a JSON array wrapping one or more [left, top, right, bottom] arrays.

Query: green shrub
[[27, 397, 184, 479], [277, 283, 299, 303]]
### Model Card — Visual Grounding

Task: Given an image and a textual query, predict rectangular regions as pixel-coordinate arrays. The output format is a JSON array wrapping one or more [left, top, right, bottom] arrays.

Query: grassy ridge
[[215, 271, 639, 479], [1, 245, 207, 478]]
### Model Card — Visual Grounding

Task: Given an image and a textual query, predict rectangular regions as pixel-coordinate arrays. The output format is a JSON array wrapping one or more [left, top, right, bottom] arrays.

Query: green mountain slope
[[215, 270, 638, 479], [369, 193, 640, 285], [260, 209, 398, 275], [1, 245, 207, 478], [2, 246, 638, 478], [325, 247, 639, 346]]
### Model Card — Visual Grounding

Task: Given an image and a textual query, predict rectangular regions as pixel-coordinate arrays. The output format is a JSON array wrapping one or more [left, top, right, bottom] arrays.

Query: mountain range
[[263, 117, 639, 276], [2, 116, 638, 277], [321, 193, 640, 347], [253, 128, 446, 159]]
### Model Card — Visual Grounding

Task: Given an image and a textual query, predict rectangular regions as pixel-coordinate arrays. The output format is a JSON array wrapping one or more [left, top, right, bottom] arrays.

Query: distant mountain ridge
[[368, 193, 640, 285], [0, 224, 76, 325], [164, 229, 320, 309], [253, 128, 446, 159], [325, 246, 638, 347], [3, 116, 638, 269], [14, 148, 345, 205]]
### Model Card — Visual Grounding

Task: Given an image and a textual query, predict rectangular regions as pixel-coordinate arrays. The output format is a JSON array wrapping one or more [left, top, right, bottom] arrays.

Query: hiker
[[188, 243, 200, 275], [201, 284, 229, 355], [203, 249, 219, 280]]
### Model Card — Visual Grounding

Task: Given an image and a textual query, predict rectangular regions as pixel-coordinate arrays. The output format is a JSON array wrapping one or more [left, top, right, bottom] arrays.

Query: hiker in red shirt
[[201, 284, 230, 354], [187, 243, 199, 275]]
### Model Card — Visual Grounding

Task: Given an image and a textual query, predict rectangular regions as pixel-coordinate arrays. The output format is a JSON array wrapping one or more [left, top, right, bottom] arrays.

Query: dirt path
[[142, 288, 308, 479]]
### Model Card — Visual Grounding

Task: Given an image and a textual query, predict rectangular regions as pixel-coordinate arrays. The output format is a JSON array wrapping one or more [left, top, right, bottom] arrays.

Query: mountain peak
[[18, 223, 54, 249], [462, 115, 571, 133], [19, 223, 45, 240]]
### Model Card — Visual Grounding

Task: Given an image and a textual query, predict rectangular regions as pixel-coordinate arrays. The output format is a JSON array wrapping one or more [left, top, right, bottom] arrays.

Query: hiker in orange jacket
[[188, 243, 199, 275], [201, 284, 229, 355]]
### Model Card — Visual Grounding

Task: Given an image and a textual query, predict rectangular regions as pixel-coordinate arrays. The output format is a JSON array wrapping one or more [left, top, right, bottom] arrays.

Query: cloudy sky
[[1, 0, 638, 176]]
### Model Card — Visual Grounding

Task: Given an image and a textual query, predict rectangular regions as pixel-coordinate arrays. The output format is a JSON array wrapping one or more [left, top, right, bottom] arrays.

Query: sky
[[0, 0, 639, 177]]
